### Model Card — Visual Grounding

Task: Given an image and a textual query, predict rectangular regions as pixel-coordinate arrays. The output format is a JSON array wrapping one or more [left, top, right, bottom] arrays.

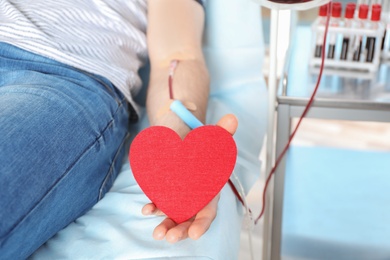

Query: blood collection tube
[[340, 3, 356, 60], [327, 2, 342, 59], [366, 4, 381, 62], [382, 0, 390, 51], [352, 4, 369, 61], [314, 5, 328, 58]]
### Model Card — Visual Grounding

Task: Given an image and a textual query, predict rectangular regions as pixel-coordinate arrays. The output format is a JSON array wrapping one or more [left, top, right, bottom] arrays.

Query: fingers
[[188, 195, 219, 240], [216, 114, 238, 135], [143, 204, 179, 241], [150, 195, 219, 243], [165, 221, 192, 243], [142, 203, 165, 216], [153, 218, 177, 240], [144, 204, 193, 243]]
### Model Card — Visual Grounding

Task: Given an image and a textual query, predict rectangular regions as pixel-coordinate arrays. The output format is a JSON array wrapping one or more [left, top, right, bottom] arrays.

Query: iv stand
[[259, 1, 331, 259], [263, 8, 279, 260]]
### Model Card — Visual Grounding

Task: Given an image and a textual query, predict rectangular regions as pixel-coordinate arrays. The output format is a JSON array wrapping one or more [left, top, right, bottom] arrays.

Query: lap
[[0, 43, 131, 258]]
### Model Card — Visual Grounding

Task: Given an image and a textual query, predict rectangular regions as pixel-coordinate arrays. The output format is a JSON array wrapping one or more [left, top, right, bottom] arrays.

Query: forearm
[[146, 0, 209, 138], [146, 59, 209, 138]]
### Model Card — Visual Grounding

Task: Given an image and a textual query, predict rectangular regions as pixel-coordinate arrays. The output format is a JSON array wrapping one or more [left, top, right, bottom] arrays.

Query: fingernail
[[155, 231, 164, 240], [189, 230, 200, 240], [167, 235, 178, 243]]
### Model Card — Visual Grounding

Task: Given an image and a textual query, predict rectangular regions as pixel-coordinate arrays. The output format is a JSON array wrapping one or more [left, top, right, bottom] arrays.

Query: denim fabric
[[0, 42, 132, 259]]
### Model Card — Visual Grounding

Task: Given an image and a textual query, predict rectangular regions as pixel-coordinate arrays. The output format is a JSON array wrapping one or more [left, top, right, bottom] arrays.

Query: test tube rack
[[381, 11, 390, 60], [310, 17, 385, 72]]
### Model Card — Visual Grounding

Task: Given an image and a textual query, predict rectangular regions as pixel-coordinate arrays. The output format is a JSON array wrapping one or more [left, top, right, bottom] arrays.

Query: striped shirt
[[0, 0, 148, 112]]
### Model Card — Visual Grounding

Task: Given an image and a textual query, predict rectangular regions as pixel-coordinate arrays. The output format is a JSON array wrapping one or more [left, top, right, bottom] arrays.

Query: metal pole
[[262, 8, 279, 260]]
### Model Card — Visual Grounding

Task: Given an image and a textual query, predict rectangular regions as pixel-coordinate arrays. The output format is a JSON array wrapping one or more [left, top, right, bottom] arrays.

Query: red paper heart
[[129, 125, 237, 223]]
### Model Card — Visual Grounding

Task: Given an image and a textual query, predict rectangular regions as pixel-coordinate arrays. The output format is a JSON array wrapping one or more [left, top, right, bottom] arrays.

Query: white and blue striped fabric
[[0, 0, 148, 111], [0, 0, 206, 112]]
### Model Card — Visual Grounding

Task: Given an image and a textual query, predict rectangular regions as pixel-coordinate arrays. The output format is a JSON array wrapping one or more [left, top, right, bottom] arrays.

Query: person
[[0, 0, 239, 258]]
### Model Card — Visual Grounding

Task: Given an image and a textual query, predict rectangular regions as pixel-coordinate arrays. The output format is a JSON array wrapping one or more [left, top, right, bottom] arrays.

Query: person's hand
[[141, 114, 238, 243]]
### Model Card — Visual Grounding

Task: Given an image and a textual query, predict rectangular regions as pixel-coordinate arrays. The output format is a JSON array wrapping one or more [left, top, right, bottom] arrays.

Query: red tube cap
[[319, 4, 328, 17], [358, 4, 369, 19], [331, 2, 342, 18], [345, 3, 356, 19], [371, 4, 382, 21]]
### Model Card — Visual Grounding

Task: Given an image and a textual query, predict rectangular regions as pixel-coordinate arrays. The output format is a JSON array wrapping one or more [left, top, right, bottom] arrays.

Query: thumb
[[216, 114, 238, 136]]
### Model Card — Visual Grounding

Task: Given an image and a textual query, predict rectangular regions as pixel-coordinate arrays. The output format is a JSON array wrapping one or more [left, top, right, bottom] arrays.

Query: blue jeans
[[0, 42, 132, 259]]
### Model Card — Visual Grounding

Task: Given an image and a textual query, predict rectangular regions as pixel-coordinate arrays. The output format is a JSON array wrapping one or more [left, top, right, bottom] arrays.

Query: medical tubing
[[231, 170, 254, 260], [168, 60, 178, 99], [254, 1, 332, 225], [169, 98, 254, 256], [169, 99, 248, 207], [167, 60, 248, 208], [167, 66, 254, 257], [169, 100, 203, 129]]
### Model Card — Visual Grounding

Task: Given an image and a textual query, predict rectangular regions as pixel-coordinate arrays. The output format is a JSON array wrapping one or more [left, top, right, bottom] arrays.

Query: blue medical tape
[[170, 100, 203, 129]]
